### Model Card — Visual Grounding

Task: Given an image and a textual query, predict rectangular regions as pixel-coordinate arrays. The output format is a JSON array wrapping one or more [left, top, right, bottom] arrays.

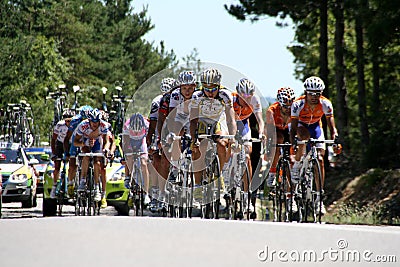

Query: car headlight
[[110, 172, 125, 181], [9, 173, 28, 183]]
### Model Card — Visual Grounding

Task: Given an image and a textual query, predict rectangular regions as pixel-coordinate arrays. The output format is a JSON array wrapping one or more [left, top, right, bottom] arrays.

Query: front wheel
[[310, 159, 323, 223]]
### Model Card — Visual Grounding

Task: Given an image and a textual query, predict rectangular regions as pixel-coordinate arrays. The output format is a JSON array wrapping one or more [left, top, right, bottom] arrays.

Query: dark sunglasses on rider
[[307, 91, 322, 97], [202, 84, 219, 93]]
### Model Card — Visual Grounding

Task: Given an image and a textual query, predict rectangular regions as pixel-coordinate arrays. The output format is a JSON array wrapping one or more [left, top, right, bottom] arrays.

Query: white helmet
[[303, 76, 325, 91], [236, 78, 256, 95], [277, 87, 295, 106], [200, 68, 222, 85], [178, 71, 196, 85], [160, 77, 177, 93]]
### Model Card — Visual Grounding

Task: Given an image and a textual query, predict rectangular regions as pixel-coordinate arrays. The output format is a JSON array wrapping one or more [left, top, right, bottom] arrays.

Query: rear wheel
[[21, 189, 36, 208], [43, 198, 57, 217], [310, 159, 323, 223]]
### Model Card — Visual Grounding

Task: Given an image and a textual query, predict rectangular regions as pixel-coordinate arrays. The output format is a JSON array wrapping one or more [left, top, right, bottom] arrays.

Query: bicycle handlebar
[[297, 139, 336, 145], [198, 134, 235, 140], [78, 152, 106, 158]]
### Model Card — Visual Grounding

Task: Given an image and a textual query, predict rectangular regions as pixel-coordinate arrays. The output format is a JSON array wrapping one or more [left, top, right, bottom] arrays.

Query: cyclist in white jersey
[[74, 108, 111, 204], [189, 68, 237, 185], [147, 77, 176, 210], [49, 109, 74, 198]]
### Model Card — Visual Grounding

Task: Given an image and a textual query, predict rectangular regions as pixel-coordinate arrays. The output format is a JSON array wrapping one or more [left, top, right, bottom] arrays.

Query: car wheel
[[21, 191, 35, 208], [43, 198, 57, 216], [33, 193, 37, 207], [115, 204, 130, 216]]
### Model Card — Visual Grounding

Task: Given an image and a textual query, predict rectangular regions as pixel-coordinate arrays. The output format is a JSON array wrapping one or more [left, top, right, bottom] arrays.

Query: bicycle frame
[[75, 152, 105, 216], [295, 138, 335, 223]]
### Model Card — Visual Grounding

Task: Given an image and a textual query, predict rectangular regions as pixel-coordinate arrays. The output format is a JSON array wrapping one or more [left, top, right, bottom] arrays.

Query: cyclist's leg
[[79, 146, 90, 189], [91, 140, 102, 185], [291, 124, 310, 182]]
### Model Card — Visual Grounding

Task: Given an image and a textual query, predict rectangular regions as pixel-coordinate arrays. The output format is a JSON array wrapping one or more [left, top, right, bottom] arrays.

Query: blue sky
[[132, 0, 304, 99]]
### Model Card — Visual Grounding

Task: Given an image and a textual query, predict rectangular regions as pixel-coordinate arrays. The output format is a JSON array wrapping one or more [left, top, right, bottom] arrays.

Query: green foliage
[[225, 0, 400, 169], [0, 0, 176, 142]]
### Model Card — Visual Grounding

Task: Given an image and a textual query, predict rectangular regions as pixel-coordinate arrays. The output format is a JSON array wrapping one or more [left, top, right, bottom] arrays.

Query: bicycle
[[222, 133, 253, 220], [75, 152, 105, 216], [294, 138, 337, 223], [268, 142, 294, 222], [125, 151, 147, 216], [197, 131, 235, 219], [164, 132, 194, 218], [55, 157, 69, 216]]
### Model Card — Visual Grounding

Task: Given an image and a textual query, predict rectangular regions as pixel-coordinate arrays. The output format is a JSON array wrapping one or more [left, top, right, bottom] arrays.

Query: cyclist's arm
[[147, 120, 157, 147], [226, 106, 237, 135], [73, 133, 85, 147], [326, 115, 338, 140], [254, 110, 265, 138], [290, 117, 299, 144], [189, 105, 199, 140], [157, 111, 166, 140], [102, 133, 111, 152], [63, 130, 72, 152], [51, 132, 58, 156]]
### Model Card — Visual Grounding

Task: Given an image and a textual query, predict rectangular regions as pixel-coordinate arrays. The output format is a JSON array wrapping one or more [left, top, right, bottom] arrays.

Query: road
[[1, 195, 400, 267]]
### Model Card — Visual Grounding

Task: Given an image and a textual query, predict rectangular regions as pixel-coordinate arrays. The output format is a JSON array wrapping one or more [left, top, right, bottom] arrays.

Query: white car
[[0, 142, 38, 208]]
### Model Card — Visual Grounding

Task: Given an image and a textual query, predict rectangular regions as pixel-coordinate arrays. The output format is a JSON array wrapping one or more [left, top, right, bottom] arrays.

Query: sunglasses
[[282, 105, 291, 109], [307, 91, 322, 96], [202, 84, 219, 92], [240, 93, 253, 98]]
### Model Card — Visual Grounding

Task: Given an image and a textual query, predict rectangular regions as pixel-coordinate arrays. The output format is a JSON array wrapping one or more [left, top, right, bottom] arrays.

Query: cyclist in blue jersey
[[63, 105, 93, 197], [74, 109, 111, 206]]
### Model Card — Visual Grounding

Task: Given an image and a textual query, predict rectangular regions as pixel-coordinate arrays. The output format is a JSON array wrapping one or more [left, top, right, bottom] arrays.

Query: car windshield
[[27, 153, 47, 164], [0, 150, 19, 164]]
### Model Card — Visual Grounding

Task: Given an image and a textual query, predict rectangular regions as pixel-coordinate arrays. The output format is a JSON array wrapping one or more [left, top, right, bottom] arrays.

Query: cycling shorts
[[69, 134, 79, 157], [298, 121, 325, 149], [197, 120, 227, 135], [54, 140, 65, 160], [237, 120, 251, 146], [125, 138, 148, 159]]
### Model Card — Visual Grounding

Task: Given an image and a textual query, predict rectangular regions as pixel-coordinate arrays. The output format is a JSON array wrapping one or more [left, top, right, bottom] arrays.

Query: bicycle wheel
[[310, 159, 323, 223], [87, 168, 97, 216], [133, 165, 144, 217], [185, 163, 194, 218], [56, 180, 64, 216], [211, 156, 221, 219], [278, 160, 294, 222]]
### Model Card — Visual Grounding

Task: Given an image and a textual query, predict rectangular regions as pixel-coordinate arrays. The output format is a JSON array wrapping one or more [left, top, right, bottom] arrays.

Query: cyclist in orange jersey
[[290, 76, 342, 214], [232, 78, 265, 216], [265, 87, 295, 187]]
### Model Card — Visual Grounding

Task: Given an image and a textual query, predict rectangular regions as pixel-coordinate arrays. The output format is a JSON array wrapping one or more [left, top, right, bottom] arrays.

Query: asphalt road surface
[[1, 195, 400, 267]]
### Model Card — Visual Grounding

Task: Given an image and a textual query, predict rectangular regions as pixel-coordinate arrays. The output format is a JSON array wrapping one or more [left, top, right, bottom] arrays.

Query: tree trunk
[[319, 0, 329, 97], [333, 0, 348, 145], [355, 0, 370, 155]]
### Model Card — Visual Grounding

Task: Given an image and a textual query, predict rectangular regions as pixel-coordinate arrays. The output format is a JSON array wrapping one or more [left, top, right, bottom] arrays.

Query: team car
[[0, 142, 38, 208], [25, 146, 52, 194], [105, 162, 130, 215]]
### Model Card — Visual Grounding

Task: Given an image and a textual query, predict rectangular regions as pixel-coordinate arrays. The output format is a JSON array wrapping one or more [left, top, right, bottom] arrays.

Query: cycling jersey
[[67, 114, 85, 157], [53, 120, 69, 143], [291, 95, 333, 125], [233, 92, 262, 139], [123, 118, 149, 155], [232, 92, 262, 121], [159, 92, 172, 116], [76, 119, 110, 146], [149, 95, 163, 121], [169, 88, 191, 127], [190, 88, 233, 126], [266, 102, 291, 131]]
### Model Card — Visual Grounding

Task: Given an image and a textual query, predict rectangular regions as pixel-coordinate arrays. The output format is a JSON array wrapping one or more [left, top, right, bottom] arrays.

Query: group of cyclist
[[50, 105, 116, 209], [49, 67, 342, 218]]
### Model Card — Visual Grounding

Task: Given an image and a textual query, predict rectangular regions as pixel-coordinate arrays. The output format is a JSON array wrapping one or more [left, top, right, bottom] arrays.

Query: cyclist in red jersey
[[265, 87, 295, 187], [290, 76, 342, 214]]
